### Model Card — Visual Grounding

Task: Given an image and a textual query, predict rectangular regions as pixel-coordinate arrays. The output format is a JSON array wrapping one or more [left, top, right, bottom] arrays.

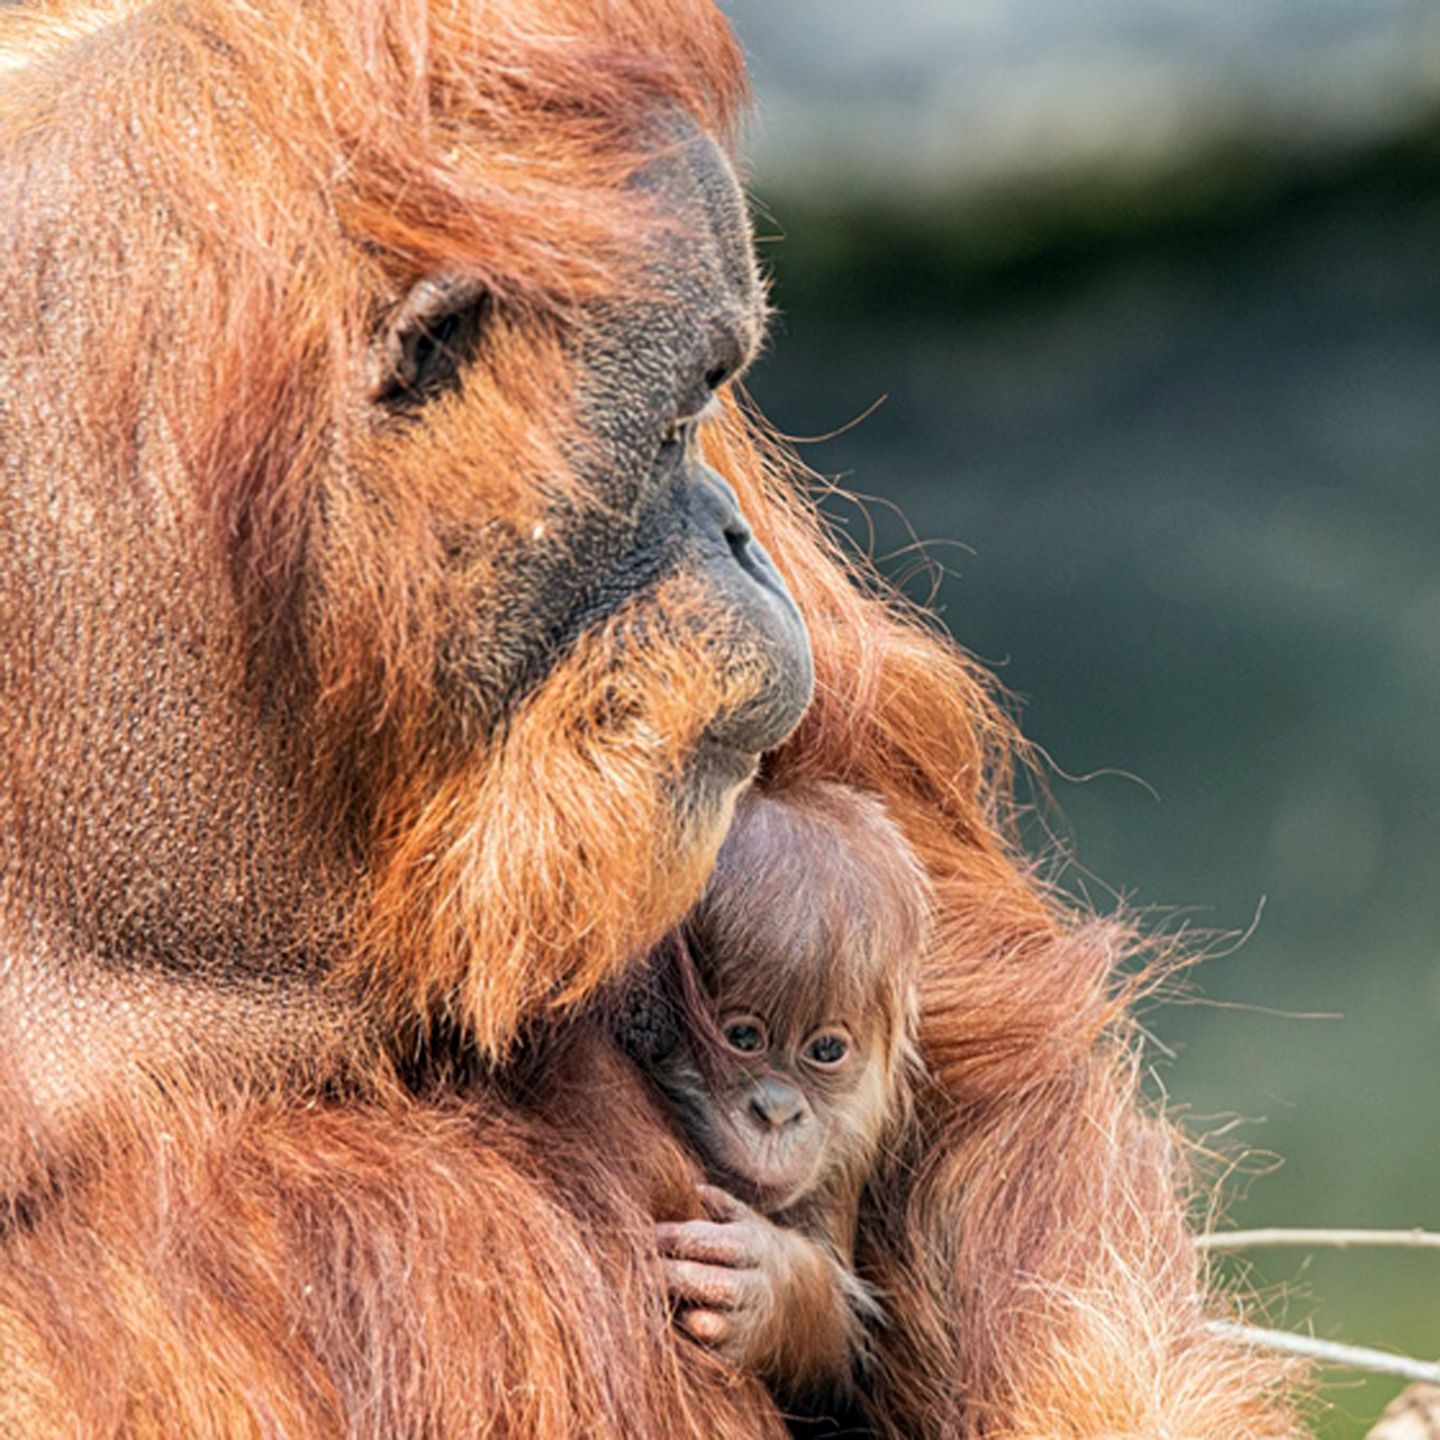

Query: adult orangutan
[[0, 1, 1299, 1436]]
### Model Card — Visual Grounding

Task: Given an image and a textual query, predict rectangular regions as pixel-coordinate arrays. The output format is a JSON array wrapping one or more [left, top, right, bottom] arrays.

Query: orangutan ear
[[613, 937, 685, 1066], [368, 272, 490, 407]]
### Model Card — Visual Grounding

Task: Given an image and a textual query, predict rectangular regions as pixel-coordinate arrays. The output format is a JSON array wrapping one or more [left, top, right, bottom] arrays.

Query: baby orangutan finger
[[678, 1306, 734, 1347], [655, 1218, 760, 1268], [662, 1257, 743, 1310]]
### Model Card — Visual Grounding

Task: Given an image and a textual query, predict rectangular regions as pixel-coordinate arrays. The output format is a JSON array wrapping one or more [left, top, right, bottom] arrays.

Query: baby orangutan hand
[[658, 1184, 786, 1364], [657, 1183, 857, 1394]]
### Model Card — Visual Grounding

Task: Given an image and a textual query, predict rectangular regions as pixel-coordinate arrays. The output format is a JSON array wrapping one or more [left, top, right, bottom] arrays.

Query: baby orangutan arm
[[657, 1184, 865, 1402]]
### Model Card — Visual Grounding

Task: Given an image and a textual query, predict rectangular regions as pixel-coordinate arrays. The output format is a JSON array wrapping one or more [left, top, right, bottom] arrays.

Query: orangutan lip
[[705, 1159, 804, 1214]]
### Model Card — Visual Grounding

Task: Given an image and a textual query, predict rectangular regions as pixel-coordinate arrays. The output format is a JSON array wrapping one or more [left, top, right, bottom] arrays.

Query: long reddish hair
[[704, 399, 1300, 1436], [0, 2, 1300, 1435]]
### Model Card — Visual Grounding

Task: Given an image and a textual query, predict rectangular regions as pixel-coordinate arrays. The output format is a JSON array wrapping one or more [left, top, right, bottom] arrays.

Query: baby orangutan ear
[[613, 938, 686, 1065], [368, 272, 490, 407]]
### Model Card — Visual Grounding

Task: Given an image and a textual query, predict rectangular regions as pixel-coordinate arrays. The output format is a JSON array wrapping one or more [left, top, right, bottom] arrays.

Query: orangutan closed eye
[[640, 782, 928, 1408]]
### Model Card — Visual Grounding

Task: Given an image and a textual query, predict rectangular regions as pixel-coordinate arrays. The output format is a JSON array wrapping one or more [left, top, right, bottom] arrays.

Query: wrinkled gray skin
[[438, 118, 812, 754], [0, 16, 811, 1152]]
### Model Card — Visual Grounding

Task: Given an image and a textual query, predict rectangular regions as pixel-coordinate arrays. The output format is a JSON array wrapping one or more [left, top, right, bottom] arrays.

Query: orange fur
[[0, 1045, 781, 1439], [706, 410, 1305, 1436], [0, 2, 1304, 1437], [354, 576, 770, 1056]]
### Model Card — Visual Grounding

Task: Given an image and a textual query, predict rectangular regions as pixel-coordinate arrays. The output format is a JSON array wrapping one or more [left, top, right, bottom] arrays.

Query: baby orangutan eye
[[721, 1017, 767, 1054], [803, 1031, 850, 1068]]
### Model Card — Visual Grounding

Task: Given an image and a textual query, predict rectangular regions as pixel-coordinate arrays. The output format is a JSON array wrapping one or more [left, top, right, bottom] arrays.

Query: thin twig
[[1197, 1227, 1440, 1253], [1208, 1322, 1440, 1386]]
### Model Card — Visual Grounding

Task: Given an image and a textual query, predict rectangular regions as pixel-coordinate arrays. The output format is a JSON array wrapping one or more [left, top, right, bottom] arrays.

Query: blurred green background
[[718, 4, 1440, 1434]]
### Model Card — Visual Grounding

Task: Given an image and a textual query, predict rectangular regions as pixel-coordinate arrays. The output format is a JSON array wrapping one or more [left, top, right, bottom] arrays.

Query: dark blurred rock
[[721, 0, 1440, 196]]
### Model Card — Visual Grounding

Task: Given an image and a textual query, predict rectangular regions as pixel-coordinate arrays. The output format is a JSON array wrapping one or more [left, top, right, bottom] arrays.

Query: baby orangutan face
[[658, 998, 889, 1215], [642, 781, 922, 1220]]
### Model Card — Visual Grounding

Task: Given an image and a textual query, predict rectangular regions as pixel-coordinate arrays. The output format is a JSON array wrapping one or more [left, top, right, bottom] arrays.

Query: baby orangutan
[[639, 782, 930, 1407]]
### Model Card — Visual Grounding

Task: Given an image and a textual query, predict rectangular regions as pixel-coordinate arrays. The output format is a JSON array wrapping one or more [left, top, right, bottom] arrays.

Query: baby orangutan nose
[[747, 1076, 808, 1132]]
